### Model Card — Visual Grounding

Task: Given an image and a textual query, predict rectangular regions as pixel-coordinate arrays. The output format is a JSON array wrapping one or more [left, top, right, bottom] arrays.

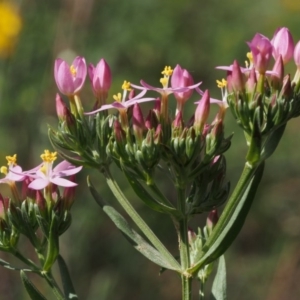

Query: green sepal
[[20, 270, 47, 300], [210, 255, 227, 300], [260, 123, 286, 161], [43, 213, 59, 272], [188, 163, 264, 274], [88, 177, 179, 271], [57, 255, 78, 300], [246, 107, 262, 165]]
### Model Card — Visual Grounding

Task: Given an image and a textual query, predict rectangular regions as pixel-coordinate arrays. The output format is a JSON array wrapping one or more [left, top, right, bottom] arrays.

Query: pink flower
[[0, 155, 25, 185], [54, 56, 87, 96], [88, 59, 112, 99], [22, 151, 82, 190], [271, 27, 294, 64], [247, 33, 273, 74], [294, 40, 300, 68], [131, 65, 201, 98], [171, 64, 201, 103], [85, 81, 155, 115], [194, 90, 210, 131]]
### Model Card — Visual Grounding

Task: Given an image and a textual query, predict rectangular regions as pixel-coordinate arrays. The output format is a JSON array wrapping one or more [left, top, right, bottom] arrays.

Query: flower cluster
[[0, 151, 81, 255]]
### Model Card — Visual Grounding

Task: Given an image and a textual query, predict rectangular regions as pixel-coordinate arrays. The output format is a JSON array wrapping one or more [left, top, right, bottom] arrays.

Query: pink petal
[[28, 178, 49, 190], [51, 177, 77, 187]]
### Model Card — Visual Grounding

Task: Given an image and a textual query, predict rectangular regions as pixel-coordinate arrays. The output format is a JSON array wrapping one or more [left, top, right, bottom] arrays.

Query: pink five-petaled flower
[[0, 154, 25, 185], [23, 150, 82, 190], [88, 58, 112, 102], [247, 33, 273, 74], [85, 81, 155, 115], [131, 66, 201, 99], [271, 27, 294, 64], [54, 56, 87, 96]]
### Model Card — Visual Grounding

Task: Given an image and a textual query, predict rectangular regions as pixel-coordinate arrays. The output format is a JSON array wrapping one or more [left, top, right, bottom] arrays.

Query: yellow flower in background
[[0, 1, 22, 58]]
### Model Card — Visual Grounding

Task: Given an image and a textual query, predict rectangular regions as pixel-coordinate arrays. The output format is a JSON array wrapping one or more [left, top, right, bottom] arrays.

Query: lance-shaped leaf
[[260, 123, 286, 160], [57, 255, 78, 300], [20, 270, 47, 300], [43, 214, 59, 272], [88, 177, 180, 271], [123, 168, 179, 216], [188, 162, 264, 274], [246, 107, 262, 165], [210, 256, 227, 300]]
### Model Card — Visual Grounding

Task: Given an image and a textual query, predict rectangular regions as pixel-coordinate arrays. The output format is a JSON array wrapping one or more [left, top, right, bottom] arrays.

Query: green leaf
[[246, 108, 262, 164], [57, 255, 78, 300], [43, 213, 59, 272], [188, 163, 264, 274], [261, 123, 286, 160], [123, 168, 179, 216], [88, 177, 179, 271], [20, 270, 47, 300], [210, 256, 227, 300]]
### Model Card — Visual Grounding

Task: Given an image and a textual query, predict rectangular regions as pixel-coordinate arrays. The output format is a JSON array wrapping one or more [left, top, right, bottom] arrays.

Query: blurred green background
[[0, 0, 300, 299]]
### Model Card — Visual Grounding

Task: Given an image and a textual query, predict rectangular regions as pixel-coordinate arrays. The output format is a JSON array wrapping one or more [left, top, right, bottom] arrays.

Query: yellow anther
[[247, 52, 253, 62], [121, 81, 131, 91], [161, 66, 173, 76], [40, 164, 47, 175], [6, 154, 17, 166], [70, 65, 77, 77], [216, 79, 227, 88], [40, 150, 57, 163], [113, 93, 122, 102], [0, 166, 7, 175], [160, 77, 168, 87]]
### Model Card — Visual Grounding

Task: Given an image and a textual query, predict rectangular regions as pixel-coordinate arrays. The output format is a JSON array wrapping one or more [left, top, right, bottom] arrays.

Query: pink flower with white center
[[0, 154, 25, 185], [271, 27, 294, 64], [171, 64, 202, 111], [88, 58, 112, 101], [54, 56, 87, 96], [247, 33, 273, 74], [23, 150, 82, 190]]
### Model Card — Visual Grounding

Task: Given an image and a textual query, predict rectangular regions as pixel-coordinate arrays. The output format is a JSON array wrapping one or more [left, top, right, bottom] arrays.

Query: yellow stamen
[[113, 93, 122, 102], [216, 79, 227, 88], [160, 77, 168, 87], [121, 81, 131, 91], [0, 166, 7, 175], [40, 150, 57, 163], [6, 154, 17, 166], [161, 66, 173, 76], [70, 65, 77, 77], [245, 52, 253, 68]]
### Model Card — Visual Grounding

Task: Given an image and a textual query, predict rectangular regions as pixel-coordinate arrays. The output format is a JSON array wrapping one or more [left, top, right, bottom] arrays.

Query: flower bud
[[55, 94, 68, 121], [132, 103, 145, 144], [172, 110, 183, 129], [171, 64, 194, 110], [88, 59, 112, 100], [194, 90, 210, 133], [270, 55, 284, 91], [231, 60, 245, 92], [63, 175, 76, 209], [145, 110, 159, 129], [206, 209, 219, 232], [246, 68, 257, 94], [271, 27, 294, 64]]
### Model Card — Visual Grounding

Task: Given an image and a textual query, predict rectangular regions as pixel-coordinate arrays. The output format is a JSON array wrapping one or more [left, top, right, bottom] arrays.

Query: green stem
[[14, 250, 40, 272], [177, 184, 192, 300], [188, 161, 258, 274], [103, 166, 181, 272], [203, 162, 255, 249]]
